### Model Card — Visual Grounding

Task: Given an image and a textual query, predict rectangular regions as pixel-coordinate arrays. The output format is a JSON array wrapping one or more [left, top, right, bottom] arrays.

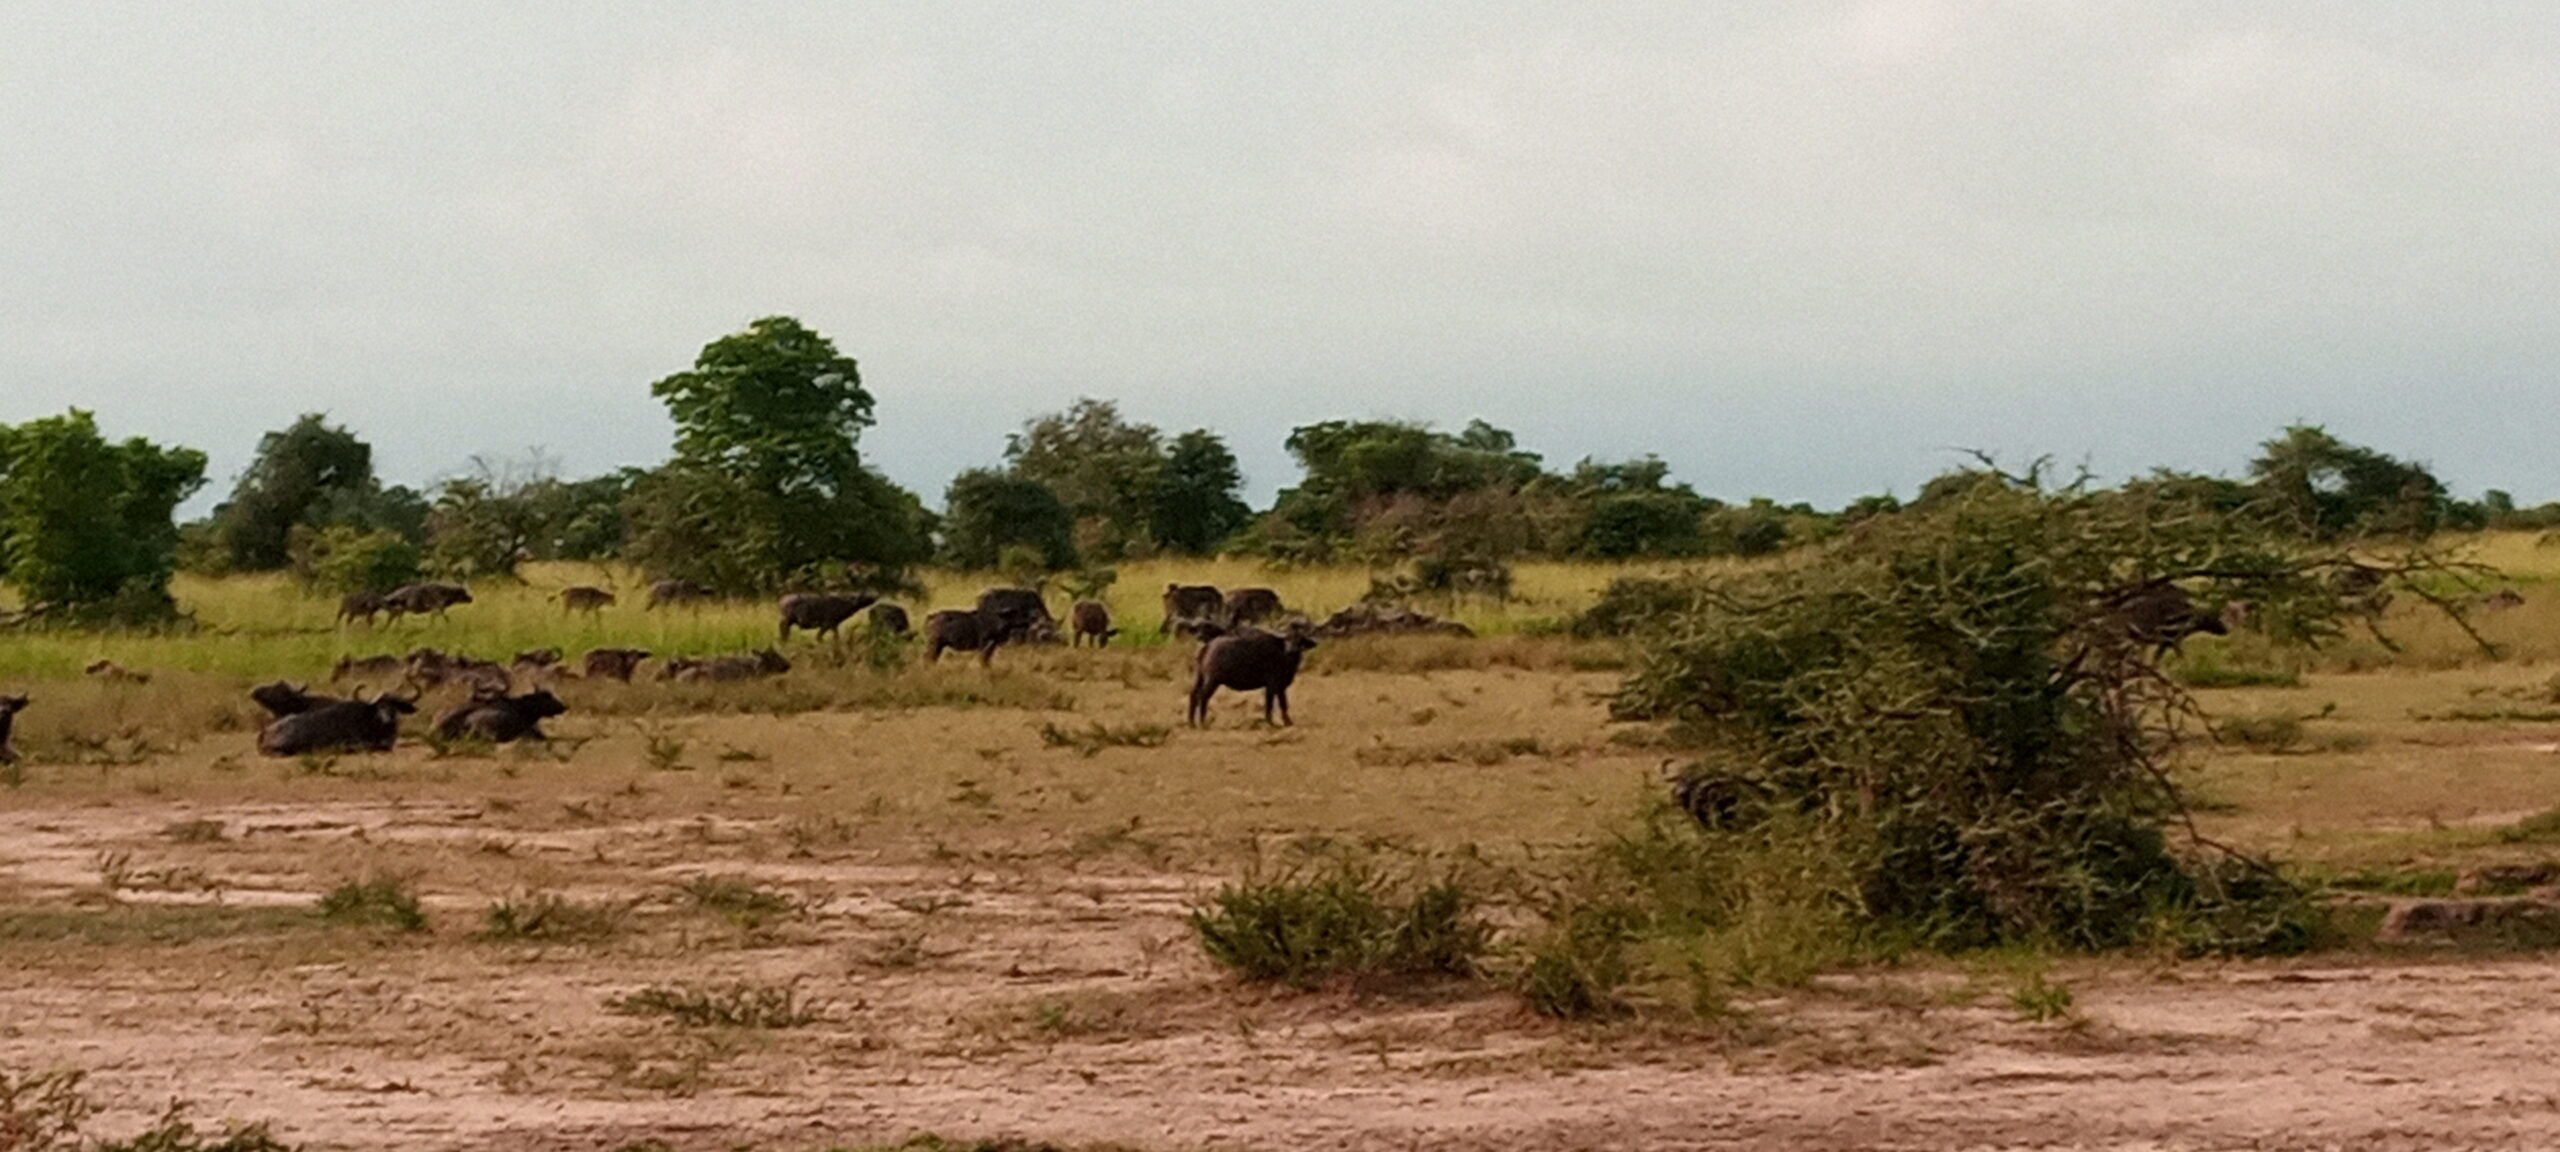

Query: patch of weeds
[[714, 744, 769, 763], [606, 980, 821, 1029], [2178, 663, 2302, 689], [2420, 706, 2560, 723], [2217, 715, 2303, 753], [317, 874, 429, 933], [675, 874, 801, 929], [93, 1104, 299, 1152], [1189, 846, 1491, 990], [480, 889, 626, 942], [1036, 721, 1172, 757], [2498, 806, 2560, 845], [2317, 866, 2459, 897], [783, 813, 856, 858], [0, 1066, 92, 1149], [639, 725, 691, 772], [948, 779, 995, 809], [1999, 955, 2078, 1023], [861, 928, 932, 970], [0, 905, 315, 947], [1355, 736, 1550, 767], [158, 818, 227, 843]]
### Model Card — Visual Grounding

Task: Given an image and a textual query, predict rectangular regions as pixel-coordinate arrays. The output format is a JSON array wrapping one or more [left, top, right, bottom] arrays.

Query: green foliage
[[940, 469, 1078, 570], [1613, 471, 2391, 954], [0, 409, 206, 620], [1151, 429, 1252, 555], [422, 458, 635, 580], [1190, 847, 1491, 988], [2248, 424, 2451, 540], [287, 524, 420, 595], [625, 316, 931, 593], [1004, 398, 1164, 560], [480, 889, 626, 941], [205, 414, 391, 573], [1572, 575, 1705, 639], [316, 874, 428, 933]]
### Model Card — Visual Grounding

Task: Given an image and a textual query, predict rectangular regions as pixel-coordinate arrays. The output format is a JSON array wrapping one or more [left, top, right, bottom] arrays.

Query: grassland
[[7, 537, 2560, 1149]]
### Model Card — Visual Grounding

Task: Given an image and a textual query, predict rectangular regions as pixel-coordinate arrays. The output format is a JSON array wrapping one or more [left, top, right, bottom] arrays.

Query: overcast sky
[[4, 3, 2554, 513]]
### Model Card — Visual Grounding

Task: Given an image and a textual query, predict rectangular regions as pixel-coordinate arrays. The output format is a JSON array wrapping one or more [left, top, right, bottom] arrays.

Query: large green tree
[[2247, 425, 2450, 540], [624, 316, 931, 592], [1150, 429, 1252, 555], [207, 413, 396, 571], [0, 410, 206, 619], [939, 469, 1079, 571], [1004, 399, 1165, 558]]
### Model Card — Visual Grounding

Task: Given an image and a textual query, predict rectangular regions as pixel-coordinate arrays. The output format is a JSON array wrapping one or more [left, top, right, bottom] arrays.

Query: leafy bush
[[1571, 575, 1706, 639], [1190, 848, 1490, 989], [287, 524, 420, 595], [1612, 471, 2400, 955]]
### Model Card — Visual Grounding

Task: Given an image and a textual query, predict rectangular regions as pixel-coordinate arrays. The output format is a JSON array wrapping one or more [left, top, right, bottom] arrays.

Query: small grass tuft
[[2498, 806, 2560, 845], [158, 818, 226, 843], [606, 980, 820, 1029], [1189, 848, 1490, 989], [481, 889, 626, 942], [317, 874, 428, 933], [674, 874, 801, 928], [1036, 720, 1172, 757]]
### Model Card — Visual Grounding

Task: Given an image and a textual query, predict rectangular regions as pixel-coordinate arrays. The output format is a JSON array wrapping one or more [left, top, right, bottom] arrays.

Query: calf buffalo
[[581, 647, 651, 681], [250, 681, 340, 719], [1187, 623, 1317, 727], [1222, 587, 1284, 627], [924, 609, 1007, 665], [434, 689, 568, 743], [560, 586, 616, 615], [869, 603, 912, 636], [779, 592, 878, 643], [1071, 600, 1117, 647], [646, 579, 709, 610], [1161, 583, 1224, 634], [257, 693, 416, 756], [0, 694, 25, 765], [386, 582, 473, 620]]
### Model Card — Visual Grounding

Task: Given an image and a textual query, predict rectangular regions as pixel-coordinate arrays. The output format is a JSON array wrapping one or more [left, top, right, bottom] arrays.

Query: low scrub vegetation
[[1, 1067, 298, 1152], [481, 889, 627, 942], [316, 874, 428, 933], [606, 981, 821, 1029], [1189, 846, 1492, 989], [1035, 720, 1171, 756]]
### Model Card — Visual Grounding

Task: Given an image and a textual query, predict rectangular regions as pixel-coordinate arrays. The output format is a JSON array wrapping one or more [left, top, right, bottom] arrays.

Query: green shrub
[[480, 889, 625, 942], [1190, 848, 1490, 989], [316, 874, 427, 933]]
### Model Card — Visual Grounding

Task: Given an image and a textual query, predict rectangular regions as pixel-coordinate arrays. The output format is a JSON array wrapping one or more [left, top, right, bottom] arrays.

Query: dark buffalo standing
[[0, 693, 26, 765], [434, 689, 568, 743], [869, 603, 912, 636], [923, 609, 1006, 665], [1222, 587, 1284, 628], [975, 587, 1053, 641], [2109, 583, 2228, 655], [1188, 623, 1317, 727], [1161, 583, 1224, 634], [581, 647, 651, 681], [663, 649, 792, 682], [338, 590, 390, 626], [386, 582, 473, 620], [250, 681, 340, 719], [257, 693, 417, 757], [560, 586, 616, 615], [779, 592, 878, 643], [646, 579, 709, 610], [1071, 600, 1117, 647]]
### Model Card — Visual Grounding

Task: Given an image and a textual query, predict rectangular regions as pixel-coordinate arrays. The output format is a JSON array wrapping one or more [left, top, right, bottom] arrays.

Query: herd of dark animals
[[0, 569, 2500, 768]]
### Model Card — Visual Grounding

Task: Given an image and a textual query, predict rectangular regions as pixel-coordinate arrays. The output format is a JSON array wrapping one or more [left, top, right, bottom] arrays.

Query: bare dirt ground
[[7, 664, 2560, 1150]]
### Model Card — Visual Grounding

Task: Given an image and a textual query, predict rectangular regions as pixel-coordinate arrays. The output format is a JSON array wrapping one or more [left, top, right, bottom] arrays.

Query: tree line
[[0, 313, 2535, 623]]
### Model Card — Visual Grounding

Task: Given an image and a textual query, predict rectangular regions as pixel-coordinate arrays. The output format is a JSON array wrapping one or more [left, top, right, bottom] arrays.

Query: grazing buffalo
[[1161, 584, 1224, 635], [405, 648, 509, 696], [1222, 587, 1284, 628], [923, 609, 1004, 665], [0, 693, 26, 765], [778, 592, 878, 643], [975, 587, 1054, 641], [338, 591, 390, 627], [84, 659, 149, 684], [1071, 600, 1117, 647], [257, 693, 417, 757], [386, 582, 473, 620], [249, 681, 340, 719], [869, 603, 912, 636], [663, 649, 792, 682], [560, 586, 616, 615], [434, 689, 568, 743], [581, 647, 651, 682], [1187, 622, 1317, 727], [646, 579, 709, 610], [2110, 583, 2228, 655]]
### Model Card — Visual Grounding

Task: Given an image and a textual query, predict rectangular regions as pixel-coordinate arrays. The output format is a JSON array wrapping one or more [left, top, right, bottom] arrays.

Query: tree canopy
[[0, 409, 206, 619], [206, 413, 404, 572]]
